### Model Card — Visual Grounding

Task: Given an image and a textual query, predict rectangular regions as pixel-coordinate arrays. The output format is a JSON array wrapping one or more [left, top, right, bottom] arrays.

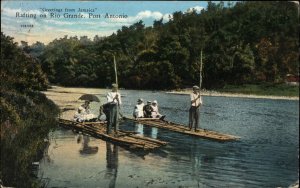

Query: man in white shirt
[[106, 83, 122, 134], [189, 85, 202, 131], [133, 98, 144, 118]]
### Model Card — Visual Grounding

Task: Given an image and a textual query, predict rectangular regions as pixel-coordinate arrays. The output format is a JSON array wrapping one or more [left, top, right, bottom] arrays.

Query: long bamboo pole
[[200, 49, 203, 94], [113, 54, 118, 87], [113, 54, 123, 120], [198, 49, 203, 128]]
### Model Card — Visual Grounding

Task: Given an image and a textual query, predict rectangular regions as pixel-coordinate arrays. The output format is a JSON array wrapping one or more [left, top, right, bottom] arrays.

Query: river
[[38, 89, 299, 187]]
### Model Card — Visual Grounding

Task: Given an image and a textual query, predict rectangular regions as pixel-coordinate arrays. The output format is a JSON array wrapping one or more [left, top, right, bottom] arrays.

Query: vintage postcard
[[1, 1, 299, 188]]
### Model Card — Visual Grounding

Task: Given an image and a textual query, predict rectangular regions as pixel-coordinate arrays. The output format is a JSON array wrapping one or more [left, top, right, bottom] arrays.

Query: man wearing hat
[[189, 85, 202, 131], [133, 98, 144, 118], [106, 83, 122, 134], [143, 101, 154, 118]]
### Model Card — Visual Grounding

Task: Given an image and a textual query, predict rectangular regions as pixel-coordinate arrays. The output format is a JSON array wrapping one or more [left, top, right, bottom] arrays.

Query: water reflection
[[42, 139, 53, 164], [105, 142, 119, 188], [79, 135, 99, 155], [135, 123, 144, 136], [151, 127, 158, 139], [134, 123, 158, 139]]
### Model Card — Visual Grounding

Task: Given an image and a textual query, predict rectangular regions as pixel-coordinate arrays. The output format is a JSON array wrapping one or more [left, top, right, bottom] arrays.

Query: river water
[[38, 90, 299, 188]]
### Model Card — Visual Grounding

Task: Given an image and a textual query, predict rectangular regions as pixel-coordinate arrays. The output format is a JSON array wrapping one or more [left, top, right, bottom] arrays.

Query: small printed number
[[21, 25, 34, 28]]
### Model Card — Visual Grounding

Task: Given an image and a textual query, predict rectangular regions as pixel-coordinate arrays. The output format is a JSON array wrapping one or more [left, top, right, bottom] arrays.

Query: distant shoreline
[[166, 90, 299, 101], [49, 85, 299, 101]]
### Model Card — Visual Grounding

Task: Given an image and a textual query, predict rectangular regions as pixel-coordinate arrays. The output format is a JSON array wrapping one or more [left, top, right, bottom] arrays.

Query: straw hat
[[193, 85, 200, 90], [112, 83, 118, 88]]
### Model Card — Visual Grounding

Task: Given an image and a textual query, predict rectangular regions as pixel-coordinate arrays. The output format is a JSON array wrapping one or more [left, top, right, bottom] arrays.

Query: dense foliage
[[26, 2, 299, 90], [0, 2, 298, 186], [0, 33, 59, 187]]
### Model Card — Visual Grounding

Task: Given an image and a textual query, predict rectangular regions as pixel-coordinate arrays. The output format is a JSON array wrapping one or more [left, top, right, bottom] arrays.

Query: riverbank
[[1, 90, 59, 187], [167, 89, 299, 100], [43, 86, 109, 120]]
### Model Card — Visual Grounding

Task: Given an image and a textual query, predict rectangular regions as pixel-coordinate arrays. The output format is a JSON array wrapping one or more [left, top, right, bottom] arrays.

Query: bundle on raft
[[123, 117, 240, 142], [59, 119, 167, 151]]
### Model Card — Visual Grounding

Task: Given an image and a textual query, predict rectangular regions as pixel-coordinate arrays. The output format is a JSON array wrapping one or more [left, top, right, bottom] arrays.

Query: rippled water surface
[[39, 90, 299, 187]]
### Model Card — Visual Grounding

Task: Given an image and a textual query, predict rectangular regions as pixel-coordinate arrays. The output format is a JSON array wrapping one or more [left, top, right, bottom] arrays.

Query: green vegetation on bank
[[21, 1, 298, 90], [216, 84, 299, 97], [0, 33, 59, 187]]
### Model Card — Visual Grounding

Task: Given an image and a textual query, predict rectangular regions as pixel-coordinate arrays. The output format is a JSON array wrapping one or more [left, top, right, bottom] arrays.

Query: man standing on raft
[[189, 85, 202, 131], [106, 83, 121, 135]]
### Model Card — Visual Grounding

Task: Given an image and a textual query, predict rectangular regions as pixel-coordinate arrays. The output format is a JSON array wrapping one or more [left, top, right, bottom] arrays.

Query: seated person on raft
[[133, 98, 144, 118], [151, 100, 165, 120], [74, 107, 85, 122], [81, 100, 91, 113], [143, 101, 154, 118], [74, 101, 96, 122]]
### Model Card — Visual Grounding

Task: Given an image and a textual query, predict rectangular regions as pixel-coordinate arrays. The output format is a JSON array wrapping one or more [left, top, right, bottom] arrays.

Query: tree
[[32, 1, 299, 89]]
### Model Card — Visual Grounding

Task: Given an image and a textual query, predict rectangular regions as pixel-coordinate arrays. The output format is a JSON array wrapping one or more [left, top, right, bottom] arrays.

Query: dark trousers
[[189, 106, 199, 130], [107, 103, 119, 134]]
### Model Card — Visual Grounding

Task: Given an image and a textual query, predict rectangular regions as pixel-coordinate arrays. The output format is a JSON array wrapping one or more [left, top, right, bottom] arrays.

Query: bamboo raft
[[123, 117, 240, 142], [59, 119, 167, 151]]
